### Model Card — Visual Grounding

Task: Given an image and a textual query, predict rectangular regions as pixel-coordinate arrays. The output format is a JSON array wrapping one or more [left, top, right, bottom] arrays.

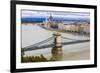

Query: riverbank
[[39, 25, 90, 37]]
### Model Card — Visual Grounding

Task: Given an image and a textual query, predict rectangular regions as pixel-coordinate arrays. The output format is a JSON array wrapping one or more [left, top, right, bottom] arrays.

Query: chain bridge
[[23, 35, 90, 51]]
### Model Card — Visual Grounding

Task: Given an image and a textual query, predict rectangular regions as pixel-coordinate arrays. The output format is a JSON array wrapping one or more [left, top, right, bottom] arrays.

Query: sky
[[21, 10, 90, 22]]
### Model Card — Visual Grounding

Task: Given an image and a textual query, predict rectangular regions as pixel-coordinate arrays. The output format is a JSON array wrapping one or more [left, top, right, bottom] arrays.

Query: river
[[22, 23, 90, 60]]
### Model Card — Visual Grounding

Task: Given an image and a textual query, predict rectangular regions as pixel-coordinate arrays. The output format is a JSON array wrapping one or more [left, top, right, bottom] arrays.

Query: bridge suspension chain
[[61, 36, 79, 41], [24, 36, 54, 49]]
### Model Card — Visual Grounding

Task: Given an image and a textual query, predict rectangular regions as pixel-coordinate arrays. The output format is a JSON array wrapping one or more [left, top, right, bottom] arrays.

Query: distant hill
[[21, 17, 90, 23]]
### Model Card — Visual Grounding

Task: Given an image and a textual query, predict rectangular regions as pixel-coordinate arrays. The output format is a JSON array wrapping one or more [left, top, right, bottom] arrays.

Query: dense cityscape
[[41, 15, 90, 35]]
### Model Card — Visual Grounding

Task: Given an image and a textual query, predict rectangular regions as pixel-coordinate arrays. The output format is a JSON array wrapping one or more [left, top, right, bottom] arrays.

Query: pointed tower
[[48, 14, 53, 22]]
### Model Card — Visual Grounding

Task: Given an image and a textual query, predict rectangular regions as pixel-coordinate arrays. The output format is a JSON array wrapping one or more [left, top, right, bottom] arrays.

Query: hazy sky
[[21, 10, 90, 19]]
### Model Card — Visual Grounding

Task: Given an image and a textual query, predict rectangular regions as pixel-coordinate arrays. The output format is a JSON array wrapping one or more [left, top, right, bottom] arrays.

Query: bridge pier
[[51, 33, 63, 61]]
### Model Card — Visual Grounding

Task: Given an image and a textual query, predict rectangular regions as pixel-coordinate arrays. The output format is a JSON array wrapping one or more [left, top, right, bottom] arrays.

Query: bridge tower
[[51, 33, 63, 61]]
